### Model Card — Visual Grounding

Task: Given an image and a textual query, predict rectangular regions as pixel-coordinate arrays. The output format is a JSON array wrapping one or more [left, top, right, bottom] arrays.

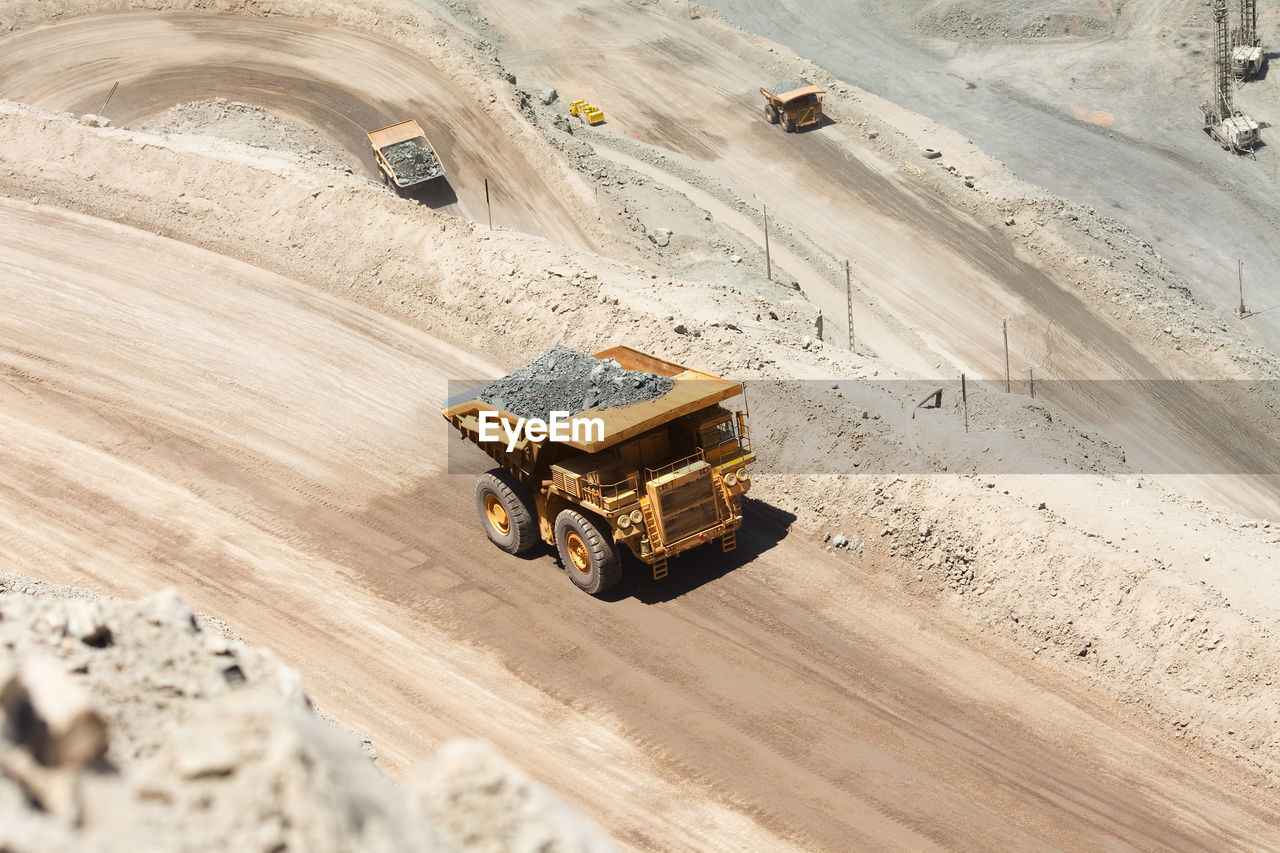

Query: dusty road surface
[[466, 0, 1280, 518], [0, 12, 595, 248], [3, 196, 1278, 850]]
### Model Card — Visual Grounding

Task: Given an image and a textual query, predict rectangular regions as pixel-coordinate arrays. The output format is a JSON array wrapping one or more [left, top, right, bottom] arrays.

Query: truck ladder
[[721, 531, 737, 553], [651, 554, 669, 581], [641, 500, 668, 580]]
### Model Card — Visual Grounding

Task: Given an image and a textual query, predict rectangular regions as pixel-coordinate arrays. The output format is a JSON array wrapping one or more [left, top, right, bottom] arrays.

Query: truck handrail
[[579, 472, 640, 507], [646, 449, 705, 482]]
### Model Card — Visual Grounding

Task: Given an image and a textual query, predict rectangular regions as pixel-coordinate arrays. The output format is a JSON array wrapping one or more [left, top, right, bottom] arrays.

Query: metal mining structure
[[1232, 0, 1265, 79], [1203, 0, 1260, 153]]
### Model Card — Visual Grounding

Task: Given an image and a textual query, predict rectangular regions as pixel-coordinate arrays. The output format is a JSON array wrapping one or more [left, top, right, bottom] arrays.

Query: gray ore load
[[382, 140, 442, 183], [476, 345, 675, 420], [366, 119, 445, 191]]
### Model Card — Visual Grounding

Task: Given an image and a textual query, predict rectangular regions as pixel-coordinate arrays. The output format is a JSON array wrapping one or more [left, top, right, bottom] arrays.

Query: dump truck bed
[[367, 119, 444, 188], [443, 346, 743, 454], [760, 80, 826, 105]]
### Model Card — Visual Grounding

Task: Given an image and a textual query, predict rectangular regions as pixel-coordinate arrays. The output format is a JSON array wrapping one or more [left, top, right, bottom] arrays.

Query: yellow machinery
[[760, 79, 825, 133], [568, 99, 605, 125], [366, 119, 445, 192], [443, 347, 754, 596]]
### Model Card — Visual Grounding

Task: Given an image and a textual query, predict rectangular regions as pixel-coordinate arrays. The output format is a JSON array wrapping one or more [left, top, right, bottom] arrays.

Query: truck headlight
[[618, 514, 632, 529], [724, 472, 738, 487], [737, 467, 749, 482], [630, 509, 644, 525]]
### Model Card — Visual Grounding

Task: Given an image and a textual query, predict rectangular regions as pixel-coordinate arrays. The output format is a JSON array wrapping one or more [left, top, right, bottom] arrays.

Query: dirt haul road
[[0, 12, 595, 249], [3, 198, 1278, 850]]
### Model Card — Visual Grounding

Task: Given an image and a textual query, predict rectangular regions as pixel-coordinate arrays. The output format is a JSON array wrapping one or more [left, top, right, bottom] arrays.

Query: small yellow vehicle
[[568, 99, 605, 125]]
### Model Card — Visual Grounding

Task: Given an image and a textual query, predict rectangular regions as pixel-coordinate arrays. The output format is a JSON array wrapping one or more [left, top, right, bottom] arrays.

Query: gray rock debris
[[769, 78, 811, 94], [539, 88, 558, 105], [381, 140, 442, 182], [477, 345, 674, 420], [417, 740, 614, 853], [0, 569, 616, 853]]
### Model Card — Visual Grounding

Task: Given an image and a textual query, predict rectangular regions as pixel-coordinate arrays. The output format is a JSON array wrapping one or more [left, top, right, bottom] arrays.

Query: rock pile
[[381, 140, 443, 183], [477, 345, 675, 420], [0, 571, 613, 853]]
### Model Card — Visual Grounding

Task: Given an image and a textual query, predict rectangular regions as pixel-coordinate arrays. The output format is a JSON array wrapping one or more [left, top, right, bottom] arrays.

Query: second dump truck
[[443, 347, 754, 595], [367, 119, 445, 192]]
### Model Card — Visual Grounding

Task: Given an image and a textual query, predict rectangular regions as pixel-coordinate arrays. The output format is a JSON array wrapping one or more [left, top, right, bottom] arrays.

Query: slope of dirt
[[147, 99, 354, 168]]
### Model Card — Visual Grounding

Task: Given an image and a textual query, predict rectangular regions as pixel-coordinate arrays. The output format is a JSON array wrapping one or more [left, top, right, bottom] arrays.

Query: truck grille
[[552, 468, 579, 498], [652, 464, 717, 544]]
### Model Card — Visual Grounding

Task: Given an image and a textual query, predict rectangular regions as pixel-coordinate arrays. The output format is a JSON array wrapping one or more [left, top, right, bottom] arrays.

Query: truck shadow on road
[[800, 114, 837, 133], [602, 497, 796, 604], [398, 177, 459, 208]]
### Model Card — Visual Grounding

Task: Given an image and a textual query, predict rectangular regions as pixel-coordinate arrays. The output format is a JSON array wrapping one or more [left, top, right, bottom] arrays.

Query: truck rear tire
[[554, 510, 621, 595], [784, 117, 796, 133], [475, 470, 537, 555]]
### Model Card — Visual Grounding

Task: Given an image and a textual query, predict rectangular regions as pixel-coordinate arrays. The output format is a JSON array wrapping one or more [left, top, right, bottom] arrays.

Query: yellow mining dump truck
[[367, 119, 445, 192], [760, 79, 825, 133], [443, 347, 754, 595]]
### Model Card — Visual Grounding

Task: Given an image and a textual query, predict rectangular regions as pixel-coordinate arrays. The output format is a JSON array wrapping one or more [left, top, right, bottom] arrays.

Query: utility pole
[[1022, 365, 1039, 399], [1236, 259, 1252, 318], [845, 259, 854, 352], [961, 373, 969, 433], [484, 178, 492, 230], [762, 202, 772, 281], [1001, 317, 1011, 393], [98, 81, 119, 118]]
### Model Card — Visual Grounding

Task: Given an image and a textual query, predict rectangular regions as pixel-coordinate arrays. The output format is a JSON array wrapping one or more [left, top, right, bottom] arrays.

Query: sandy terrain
[[2, 196, 1278, 850], [2, 0, 1280, 848]]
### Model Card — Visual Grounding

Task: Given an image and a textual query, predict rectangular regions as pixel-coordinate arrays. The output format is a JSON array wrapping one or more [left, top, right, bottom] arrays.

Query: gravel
[[768, 78, 811, 94], [477, 345, 675, 420], [381, 139, 442, 183]]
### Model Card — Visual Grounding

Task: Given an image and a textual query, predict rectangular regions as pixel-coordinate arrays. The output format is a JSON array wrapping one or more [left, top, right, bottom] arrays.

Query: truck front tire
[[765, 104, 779, 124], [475, 470, 537, 555], [554, 510, 622, 595]]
